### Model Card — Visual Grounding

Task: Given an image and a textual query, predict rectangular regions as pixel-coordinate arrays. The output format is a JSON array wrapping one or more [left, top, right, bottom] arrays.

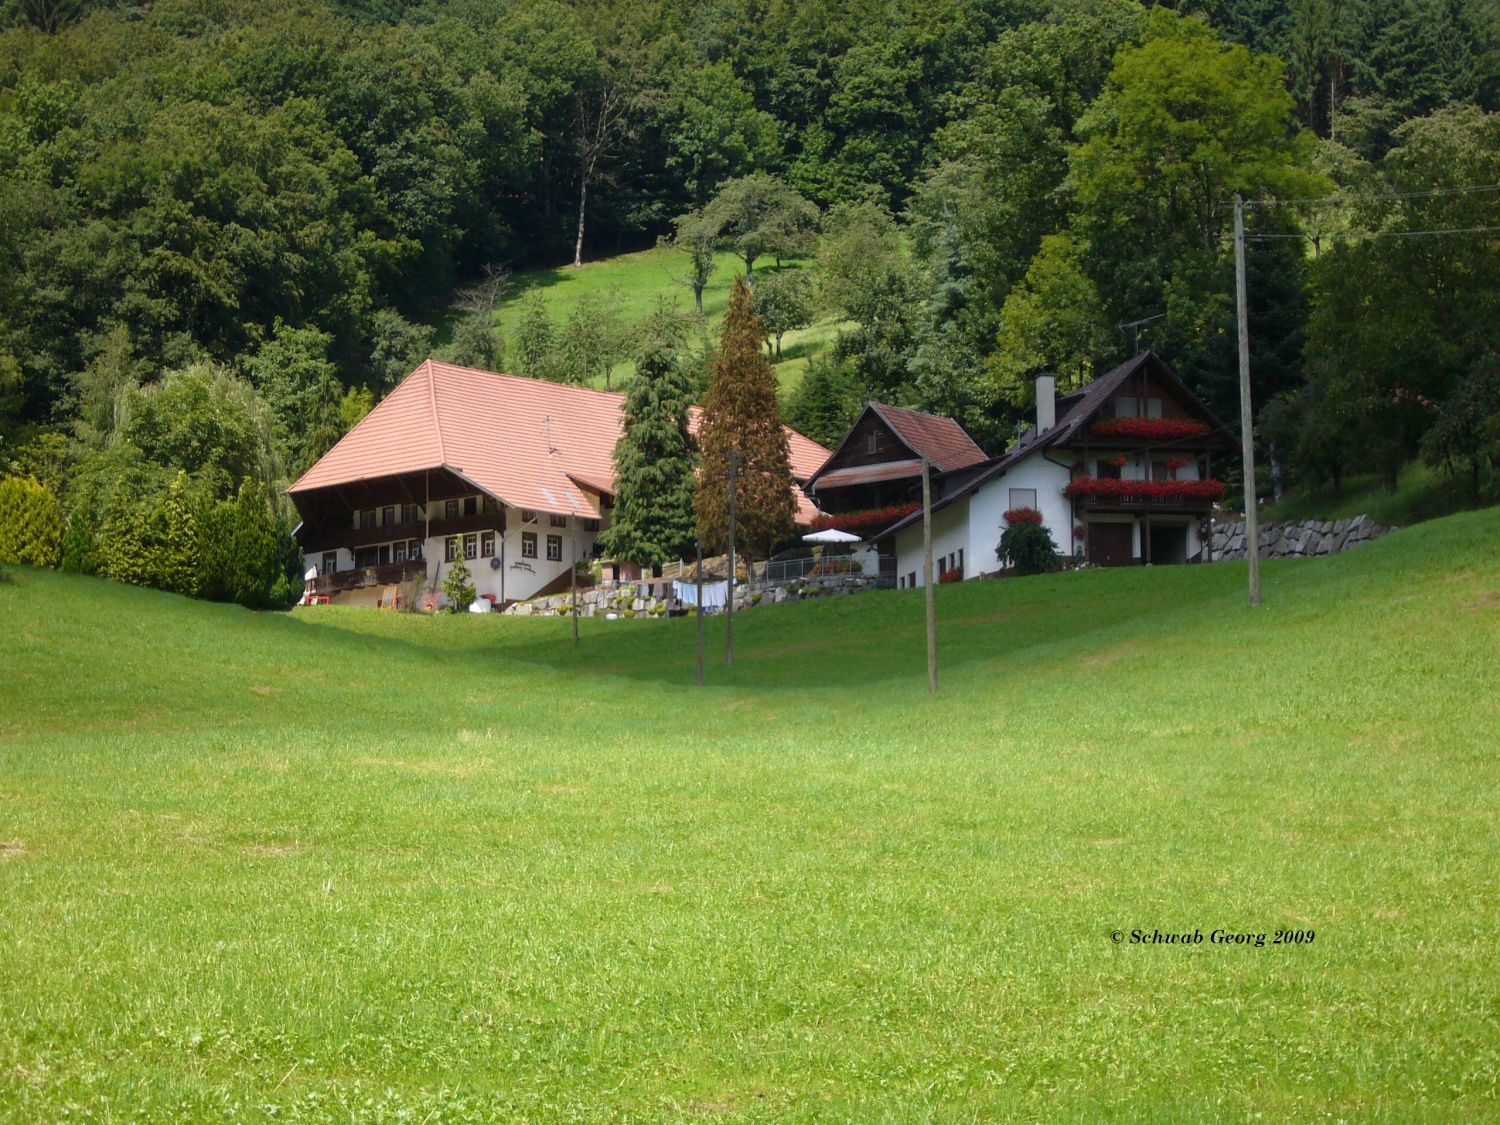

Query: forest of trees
[[2, 0, 1499, 595]]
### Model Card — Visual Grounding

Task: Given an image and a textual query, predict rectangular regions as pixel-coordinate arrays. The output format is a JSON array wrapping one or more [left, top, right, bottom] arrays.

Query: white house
[[873, 353, 1236, 587], [287, 360, 830, 607]]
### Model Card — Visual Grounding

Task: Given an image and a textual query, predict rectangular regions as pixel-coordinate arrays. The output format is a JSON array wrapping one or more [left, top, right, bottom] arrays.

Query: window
[[360, 509, 377, 530], [480, 531, 496, 558], [381, 505, 395, 527], [445, 536, 458, 563], [582, 518, 600, 533], [520, 509, 538, 524], [408, 540, 423, 561], [1115, 396, 1137, 417], [937, 557, 948, 576], [522, 532, 537, 558], [401, 503, 419, 523], [444, 499, 459, 520], [463, 496, 477, 516], [320, 552, 337, 576], [908, 571, 917, 589], [550, 513, 567, 527], [1152, 461, 1171, 482], [1008, 487, 1038, 510], [958, 548, 964, 574], [546, 534, 562, 561], [356, 547, 379, 568], [1098, 459, 1123, 480], [481, 495, 499, 514], [1145, 398, 1163, 419], [867, 432, 878, 454], [394, 540, 407, 562], [378, 544, 391, 565], [464, 533, 478, 559]]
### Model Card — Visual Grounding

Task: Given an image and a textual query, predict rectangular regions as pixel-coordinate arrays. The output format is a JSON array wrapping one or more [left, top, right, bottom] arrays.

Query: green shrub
[[998, 520, 1059, 576], [0, 476, 64, 568], [228, 479, 285, 609]]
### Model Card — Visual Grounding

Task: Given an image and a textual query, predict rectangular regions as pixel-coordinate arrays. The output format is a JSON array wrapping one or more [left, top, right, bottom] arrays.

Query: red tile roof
[[869, 403, 987, 472], [288, 360, 831, 524]]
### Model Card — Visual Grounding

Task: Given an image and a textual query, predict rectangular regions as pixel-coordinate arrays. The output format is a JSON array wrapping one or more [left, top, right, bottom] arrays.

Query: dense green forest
[[2, 0, 1499, 599]]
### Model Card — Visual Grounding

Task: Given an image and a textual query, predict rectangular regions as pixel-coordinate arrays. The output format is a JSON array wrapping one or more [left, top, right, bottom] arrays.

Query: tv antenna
[[1118, 313, 1165, 353]]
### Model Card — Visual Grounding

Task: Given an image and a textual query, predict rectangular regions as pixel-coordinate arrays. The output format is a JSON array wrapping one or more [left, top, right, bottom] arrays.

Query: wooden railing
[[307, 561, 426, 596], [299, 512, 505, 553]]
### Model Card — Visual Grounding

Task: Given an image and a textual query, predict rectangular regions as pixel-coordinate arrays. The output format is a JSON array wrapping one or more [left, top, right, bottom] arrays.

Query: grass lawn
[[488, 246, 842, 396], [2, 509, 1498, 1120]]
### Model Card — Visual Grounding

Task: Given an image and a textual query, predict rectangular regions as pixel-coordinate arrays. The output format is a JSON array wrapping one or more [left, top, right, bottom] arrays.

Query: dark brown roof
[[812, 459, 926, 489], [869, 403, 988, 472]]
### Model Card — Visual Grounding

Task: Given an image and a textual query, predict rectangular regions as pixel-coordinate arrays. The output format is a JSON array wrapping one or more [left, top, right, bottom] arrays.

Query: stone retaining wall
[[503, 571, 880, 618], [1211, 515, 1394, 561]]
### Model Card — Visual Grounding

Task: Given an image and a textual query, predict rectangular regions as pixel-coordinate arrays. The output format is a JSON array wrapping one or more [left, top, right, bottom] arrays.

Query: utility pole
[[570, 526, 579, 644], [695, 538, 705, 686], [725, 451, 739, 666], [922, 457, 937, 694], [1234, 194, 1262, 607]]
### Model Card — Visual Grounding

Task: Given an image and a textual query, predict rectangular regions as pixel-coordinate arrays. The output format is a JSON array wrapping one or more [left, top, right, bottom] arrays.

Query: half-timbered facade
[[288, 360, 830, 607]]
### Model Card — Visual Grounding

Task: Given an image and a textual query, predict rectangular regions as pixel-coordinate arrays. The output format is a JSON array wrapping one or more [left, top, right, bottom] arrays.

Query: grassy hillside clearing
[[1, 509, 1498, 1121], [485, 246, 844, 395]]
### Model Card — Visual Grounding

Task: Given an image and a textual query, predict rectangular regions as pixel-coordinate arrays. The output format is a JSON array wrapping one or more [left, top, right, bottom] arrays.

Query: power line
[[1245, 182, 1500, 207], [1247, 224, 1500, 241]]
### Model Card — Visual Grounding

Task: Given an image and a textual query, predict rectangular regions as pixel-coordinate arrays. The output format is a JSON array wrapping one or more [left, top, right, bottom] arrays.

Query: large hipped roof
[[288, 360, 831, 523]]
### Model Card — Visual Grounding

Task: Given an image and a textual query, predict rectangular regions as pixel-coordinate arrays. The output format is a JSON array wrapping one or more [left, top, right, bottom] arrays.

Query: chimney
[[1035, 374, 1057, 433]]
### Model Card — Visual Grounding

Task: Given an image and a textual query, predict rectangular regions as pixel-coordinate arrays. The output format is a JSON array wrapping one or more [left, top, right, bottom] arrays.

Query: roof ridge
[[422, 359, 448, 466]]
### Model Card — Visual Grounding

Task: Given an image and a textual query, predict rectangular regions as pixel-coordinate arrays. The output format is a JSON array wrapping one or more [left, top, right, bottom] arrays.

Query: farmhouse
[[864, 353, 1236, 586], [288, 359, 831, 607]]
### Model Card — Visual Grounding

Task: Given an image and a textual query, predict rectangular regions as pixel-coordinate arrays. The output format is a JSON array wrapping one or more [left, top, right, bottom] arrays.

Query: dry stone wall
[[1212, 515, 1394, 561], [503, 572, 879, 618]]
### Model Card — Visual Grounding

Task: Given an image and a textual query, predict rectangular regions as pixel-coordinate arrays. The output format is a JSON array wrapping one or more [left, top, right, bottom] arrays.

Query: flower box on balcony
[[1063, 476, 1225, 504], [1003, 506, 1043, 525], [1090, 418, 1210, 441], [811, 503, 920, 538]]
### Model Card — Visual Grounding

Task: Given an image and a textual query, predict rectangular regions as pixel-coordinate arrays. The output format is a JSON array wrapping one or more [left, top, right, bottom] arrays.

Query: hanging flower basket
[[1090, 418, 1211, 441], [1003, 506, 1043, 525]]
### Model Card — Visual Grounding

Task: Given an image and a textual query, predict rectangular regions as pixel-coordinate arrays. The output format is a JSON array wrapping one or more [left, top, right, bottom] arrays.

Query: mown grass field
[[2, 509, 1498, 1121], [490, 246, 844, 394]]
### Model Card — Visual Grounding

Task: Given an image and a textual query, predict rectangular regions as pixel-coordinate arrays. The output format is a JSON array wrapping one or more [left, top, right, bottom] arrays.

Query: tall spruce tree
[[228, 479, 282, 609], [694, 278, 796, 560], [602, 337, 697, 568]]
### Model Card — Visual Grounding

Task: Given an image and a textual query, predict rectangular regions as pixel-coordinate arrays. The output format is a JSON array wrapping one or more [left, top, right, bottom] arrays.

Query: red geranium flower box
[[1063, 476, 1225, 503], [1003, 506, 1043, 525], [1090, 418, 1211, 441], [811, 503, 920, 538]]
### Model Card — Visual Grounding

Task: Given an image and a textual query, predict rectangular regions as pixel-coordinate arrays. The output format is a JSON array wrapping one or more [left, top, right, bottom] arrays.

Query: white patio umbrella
[[801, 528, 862, 545]]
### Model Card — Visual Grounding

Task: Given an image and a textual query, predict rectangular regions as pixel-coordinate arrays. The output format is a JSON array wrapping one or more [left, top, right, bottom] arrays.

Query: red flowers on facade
[[811, 503, 920, 538], [1063, 477, 1226, 502], [1090, 418, 1211, 440], [1003, 506, 1043, 525]]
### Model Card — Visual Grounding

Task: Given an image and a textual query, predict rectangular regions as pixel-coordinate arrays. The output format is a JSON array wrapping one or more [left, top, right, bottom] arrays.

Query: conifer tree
[[443, 542, 476, 611], [694, 278, 796, 560], [160, 472, 201, 597], [0, 476, 64, 568], [228, 479, 282, 609], [602, 335, 697, 568]]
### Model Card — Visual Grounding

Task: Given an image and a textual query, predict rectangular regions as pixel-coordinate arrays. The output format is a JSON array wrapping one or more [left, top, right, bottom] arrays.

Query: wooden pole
[[1234, 194, 1262, 607], [695, 539, 705, 686], [570, 525, 579, 644], [922, 457, 936, 695], [726, 451, 738, 666]]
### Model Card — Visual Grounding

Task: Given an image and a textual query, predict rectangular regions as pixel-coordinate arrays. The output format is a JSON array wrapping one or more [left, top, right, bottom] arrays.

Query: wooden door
[[1088, 522, 1134, 567]]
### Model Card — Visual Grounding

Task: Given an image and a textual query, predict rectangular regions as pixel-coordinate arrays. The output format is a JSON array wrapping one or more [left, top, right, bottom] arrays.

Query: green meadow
[[2, 508, 1498, 1121], [490, 246, 844, 394]]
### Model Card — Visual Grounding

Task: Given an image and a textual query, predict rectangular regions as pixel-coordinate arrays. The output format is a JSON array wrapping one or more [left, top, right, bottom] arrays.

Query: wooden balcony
[[298, 512, 504, 554], [306, 561, 425, 596]]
